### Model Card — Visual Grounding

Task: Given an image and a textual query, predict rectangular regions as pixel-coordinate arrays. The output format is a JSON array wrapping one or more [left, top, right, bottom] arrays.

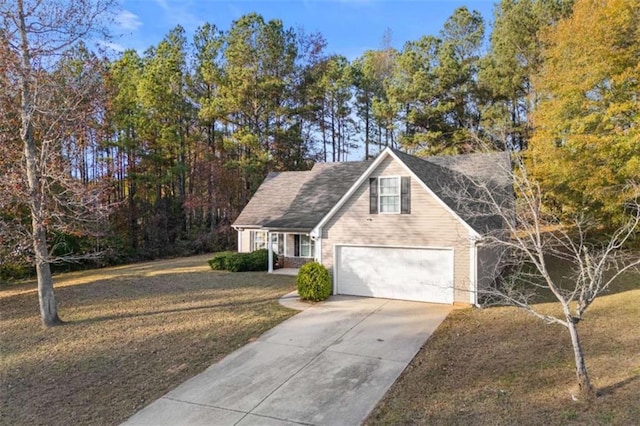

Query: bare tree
[[446, 151, 640, 399], [1, 0, 115, 326]]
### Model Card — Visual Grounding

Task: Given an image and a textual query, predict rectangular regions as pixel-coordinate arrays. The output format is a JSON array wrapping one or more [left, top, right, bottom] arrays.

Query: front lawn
[[367, 271, 640, 425], [0, 254, 297, 425]]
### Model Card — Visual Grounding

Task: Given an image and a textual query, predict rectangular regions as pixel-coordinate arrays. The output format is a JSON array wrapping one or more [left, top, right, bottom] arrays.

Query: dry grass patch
[[0, 254, 297, 425], [368, 276, 640, 425]]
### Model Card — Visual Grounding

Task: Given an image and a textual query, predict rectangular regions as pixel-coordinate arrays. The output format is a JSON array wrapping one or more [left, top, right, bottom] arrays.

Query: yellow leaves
[[529, 0, 640, 225]]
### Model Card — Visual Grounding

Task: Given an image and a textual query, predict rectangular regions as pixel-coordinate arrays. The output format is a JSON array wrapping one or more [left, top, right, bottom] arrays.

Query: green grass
[[0, 254, 297, 425], [367, 265, 640, 425]]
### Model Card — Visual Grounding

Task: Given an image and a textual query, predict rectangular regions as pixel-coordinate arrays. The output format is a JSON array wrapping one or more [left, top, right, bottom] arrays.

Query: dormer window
[[379, 177, 400, 213], [370, 176, 411, 214]]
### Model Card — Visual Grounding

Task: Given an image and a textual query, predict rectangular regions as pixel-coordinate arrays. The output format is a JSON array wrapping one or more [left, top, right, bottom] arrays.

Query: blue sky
[[109, 0, 496, 59]]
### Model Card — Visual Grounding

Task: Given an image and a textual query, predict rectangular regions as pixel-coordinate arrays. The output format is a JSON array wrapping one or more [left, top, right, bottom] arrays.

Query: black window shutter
[[294, 234, 300, 257], [401, 177, 411, 214], [369, 177, 378, 214]]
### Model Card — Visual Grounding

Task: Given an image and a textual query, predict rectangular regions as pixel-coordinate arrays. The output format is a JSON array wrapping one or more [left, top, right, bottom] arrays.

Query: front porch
[[236, 228, 317, 273], [266, 231, 317, 273]]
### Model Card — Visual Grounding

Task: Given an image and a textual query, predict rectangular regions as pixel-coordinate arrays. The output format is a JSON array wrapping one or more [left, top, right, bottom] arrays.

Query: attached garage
[[334, 245, 454, 304]]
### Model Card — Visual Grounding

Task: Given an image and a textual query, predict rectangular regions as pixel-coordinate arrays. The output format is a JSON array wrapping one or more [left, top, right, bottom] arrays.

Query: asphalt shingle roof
[[233, 160, 372, 231], [232, 170, 313, 229], [392, 149, 513, 234], [233, 149, 512, 234]]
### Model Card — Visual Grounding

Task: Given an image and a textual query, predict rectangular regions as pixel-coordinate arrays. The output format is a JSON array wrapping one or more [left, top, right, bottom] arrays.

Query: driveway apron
[[123, 295, 452, 426]]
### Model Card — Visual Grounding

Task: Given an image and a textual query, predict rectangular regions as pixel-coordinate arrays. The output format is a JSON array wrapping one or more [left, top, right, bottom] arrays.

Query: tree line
[[1, 0, 638, 283]]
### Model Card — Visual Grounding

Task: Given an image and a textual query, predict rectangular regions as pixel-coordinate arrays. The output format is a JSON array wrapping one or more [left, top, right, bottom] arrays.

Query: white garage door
[[335, 245, 454, 304]]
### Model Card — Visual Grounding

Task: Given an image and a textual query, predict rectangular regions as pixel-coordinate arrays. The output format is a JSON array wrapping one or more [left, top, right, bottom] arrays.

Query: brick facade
[[282, 257, 313, 269]]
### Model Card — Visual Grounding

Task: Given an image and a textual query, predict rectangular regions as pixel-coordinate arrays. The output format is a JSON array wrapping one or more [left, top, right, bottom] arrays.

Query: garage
[[335, 245, 454, 304]]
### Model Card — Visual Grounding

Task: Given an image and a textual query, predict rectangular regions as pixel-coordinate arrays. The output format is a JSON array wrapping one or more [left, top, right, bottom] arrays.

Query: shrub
[[208, 249, 277, 272], [246, 249, 275, 271], [225, 252, 248, 272], [0, 263, 34, 284], [296, 261, 332, 302], [208, 251, 235, 270]]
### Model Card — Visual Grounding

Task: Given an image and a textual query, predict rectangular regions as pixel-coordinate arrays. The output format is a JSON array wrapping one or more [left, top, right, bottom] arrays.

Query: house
[[232, 147, 512, 306]]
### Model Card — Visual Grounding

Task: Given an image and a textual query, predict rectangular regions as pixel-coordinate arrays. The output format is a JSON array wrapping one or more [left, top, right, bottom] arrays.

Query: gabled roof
[[392, 149, 512, 234], [233, 148, 512, 235], [232, 160, 371, 231]]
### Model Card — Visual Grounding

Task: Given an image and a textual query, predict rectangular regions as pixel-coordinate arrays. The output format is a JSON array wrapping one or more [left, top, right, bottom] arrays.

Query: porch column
[[314, 233, 322, 264], [267, 231, 273, 273]]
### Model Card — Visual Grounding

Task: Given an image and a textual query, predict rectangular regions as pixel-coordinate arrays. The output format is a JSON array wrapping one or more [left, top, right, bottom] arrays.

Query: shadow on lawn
[[0, 254, 216, 294], [500, 256, 640, 305], [70, 296, 280, 325], [1, 269, 295, 323], [598, 375, 640, 397]]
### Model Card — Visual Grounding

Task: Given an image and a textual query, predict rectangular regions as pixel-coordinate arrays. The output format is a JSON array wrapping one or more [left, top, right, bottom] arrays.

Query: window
[[251, 231, 267, 251], [294, 234, 315, 258], [379, 177, 400, 213], [270, 233, 284, 255], [370, 176, 411, 214]]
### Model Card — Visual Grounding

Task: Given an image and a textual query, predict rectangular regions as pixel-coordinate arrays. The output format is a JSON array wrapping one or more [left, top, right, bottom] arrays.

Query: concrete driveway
[[123, 295, 451, 426]]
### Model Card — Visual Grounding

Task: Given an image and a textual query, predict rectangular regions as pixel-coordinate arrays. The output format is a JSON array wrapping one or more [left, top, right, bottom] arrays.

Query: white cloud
[[116, 10, 142, 31], [154, 0, 170, 11], [152, 0, 204, 33]]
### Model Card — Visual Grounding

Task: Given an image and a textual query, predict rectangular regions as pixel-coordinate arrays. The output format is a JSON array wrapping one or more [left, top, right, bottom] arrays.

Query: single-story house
[[232, 147, 512, 306]]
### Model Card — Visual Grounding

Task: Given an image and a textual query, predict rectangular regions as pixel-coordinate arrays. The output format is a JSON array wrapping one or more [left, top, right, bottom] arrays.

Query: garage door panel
[[336, 246, 454, 304]]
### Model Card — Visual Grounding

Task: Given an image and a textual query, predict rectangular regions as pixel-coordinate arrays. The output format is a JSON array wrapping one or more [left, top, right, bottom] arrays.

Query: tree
[[448, 151, 640, 398], [136, 26, 195, 255], [1, 0, 114, 326], [352, 50, 386, 159], [218, 13, 299, 203], [479, 0, 574, 150], [437, 7, 485, 151], [291, 29, 328, 162], [191, 23, 228, 235], [105, 49, 144, 252], [386, 35, 443, 153], [316, 55, 355, 162], [528, 0, 640, 227], [386, 7, 485, 156], [0, 30, 30, 275]]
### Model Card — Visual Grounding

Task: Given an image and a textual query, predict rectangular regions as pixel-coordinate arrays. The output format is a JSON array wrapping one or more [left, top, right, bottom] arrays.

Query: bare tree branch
[[441, 148, 640, 398]]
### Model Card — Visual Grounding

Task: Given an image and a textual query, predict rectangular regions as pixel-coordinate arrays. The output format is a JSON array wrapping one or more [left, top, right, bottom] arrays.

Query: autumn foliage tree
[[528, 0, 640, 225], [1, 0, 114, 326]]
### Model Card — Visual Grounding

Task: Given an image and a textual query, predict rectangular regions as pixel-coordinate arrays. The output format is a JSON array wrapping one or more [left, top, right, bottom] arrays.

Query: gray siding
[[321, 155, 475, 303]]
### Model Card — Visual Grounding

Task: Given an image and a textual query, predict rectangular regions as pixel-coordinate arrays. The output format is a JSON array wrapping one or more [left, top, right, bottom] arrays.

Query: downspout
[[310, 227, 322, 264], [469, 236, 478, 306]]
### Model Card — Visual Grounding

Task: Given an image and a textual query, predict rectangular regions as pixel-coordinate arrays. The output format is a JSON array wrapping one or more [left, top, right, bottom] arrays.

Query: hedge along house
[[232, 147, 512, 306]]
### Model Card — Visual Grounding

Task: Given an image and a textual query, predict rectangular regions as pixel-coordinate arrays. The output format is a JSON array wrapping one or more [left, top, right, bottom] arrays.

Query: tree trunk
[[18, 0, 62, 327], [331, 100, 336, 162], [566, 317, 594, 397], [321, 107, 327, 162], [365, 106, 370, 159], [33, 222, 62, 326]]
